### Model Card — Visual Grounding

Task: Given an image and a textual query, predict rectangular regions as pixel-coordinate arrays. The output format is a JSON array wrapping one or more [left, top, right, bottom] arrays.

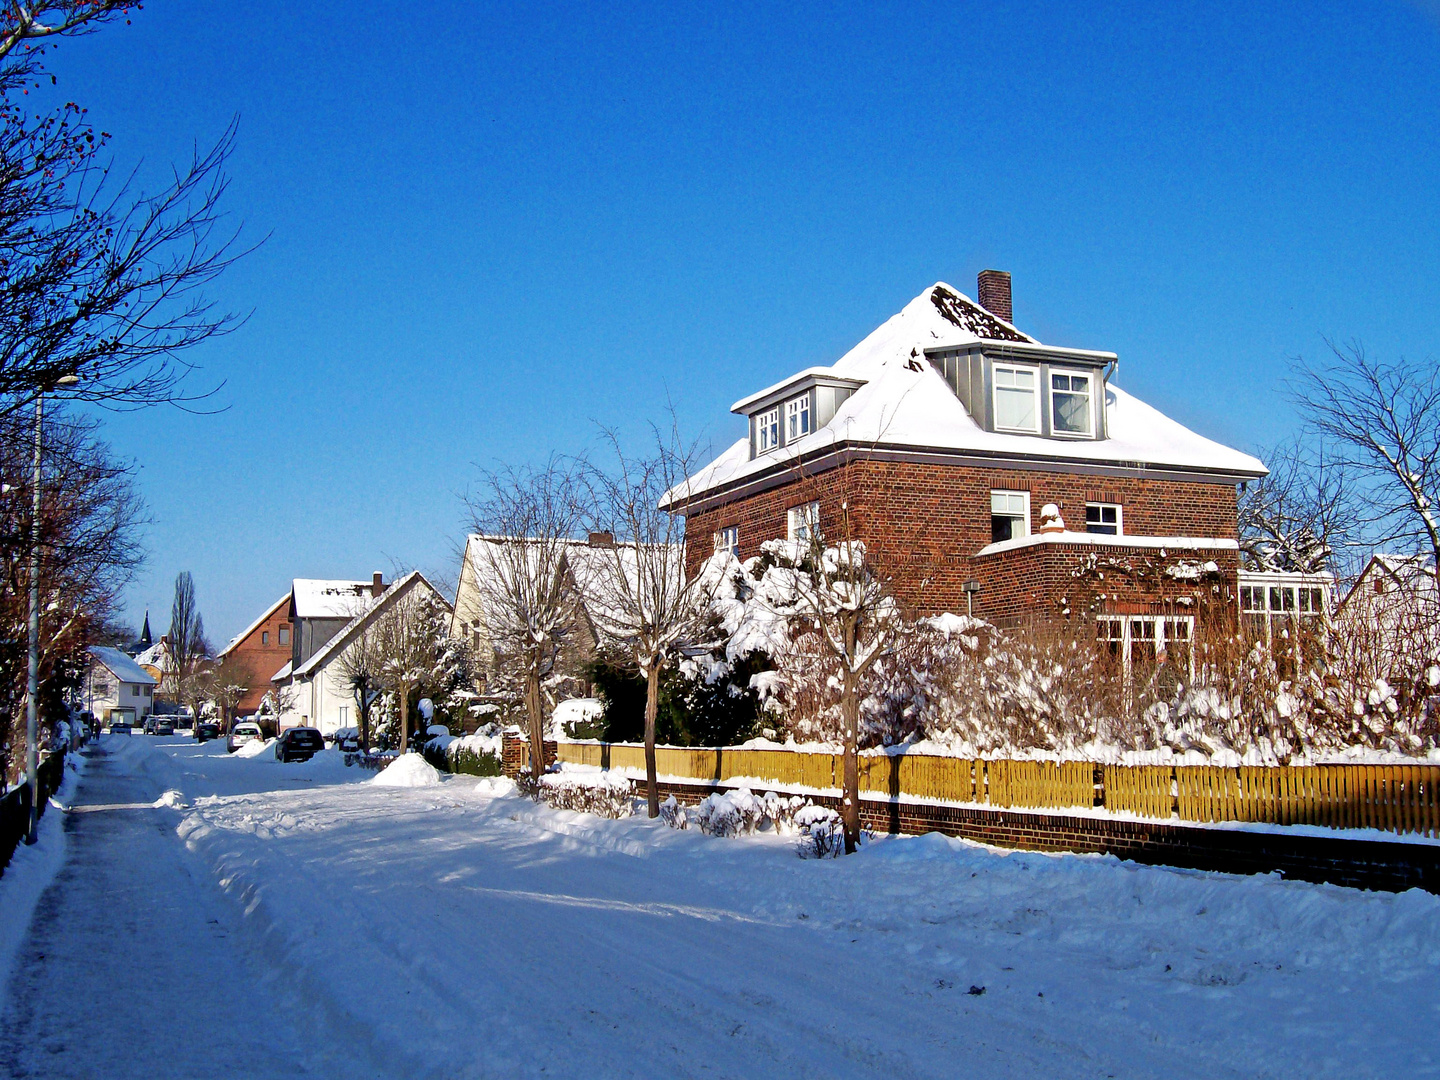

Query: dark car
[[142, 715, 158, 735], [275, 727, 324, 763], [194, 721, 221, 742], [154, 718, 175, 736], [108, 719, 132, 735]]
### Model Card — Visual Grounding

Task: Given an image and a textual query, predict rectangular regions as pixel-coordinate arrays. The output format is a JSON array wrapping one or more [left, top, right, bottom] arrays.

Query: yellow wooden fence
[[546, 739, 1440, 838]]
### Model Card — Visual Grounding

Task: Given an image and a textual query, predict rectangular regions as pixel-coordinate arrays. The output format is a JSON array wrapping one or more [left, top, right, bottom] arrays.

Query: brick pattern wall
[[649, 778, 1440, 893], [226, 613, 296, 713], [685, 459, 1239, 619]]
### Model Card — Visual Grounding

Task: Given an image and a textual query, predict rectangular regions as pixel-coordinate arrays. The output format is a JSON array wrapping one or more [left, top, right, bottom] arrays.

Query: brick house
[[667, 274, 1268, 672], [215, 593, 295, 714]]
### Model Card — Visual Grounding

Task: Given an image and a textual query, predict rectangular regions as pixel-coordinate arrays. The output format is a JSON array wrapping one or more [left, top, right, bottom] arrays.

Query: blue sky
[[38, 1, 1440, 644]]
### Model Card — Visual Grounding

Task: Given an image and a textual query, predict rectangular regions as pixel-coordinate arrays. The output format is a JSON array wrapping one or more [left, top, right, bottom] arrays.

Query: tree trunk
[[841, 669, 860, 854], [644, 663, 660, 818], [525, 668, 546, 780], [399, 686, 409, 754]]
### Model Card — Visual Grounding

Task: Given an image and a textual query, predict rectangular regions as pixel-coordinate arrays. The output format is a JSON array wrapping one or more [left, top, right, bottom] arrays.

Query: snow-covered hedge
[[422, 732, 503, 777], [522, 768, 635, 818], [659, 790, 845, 857]]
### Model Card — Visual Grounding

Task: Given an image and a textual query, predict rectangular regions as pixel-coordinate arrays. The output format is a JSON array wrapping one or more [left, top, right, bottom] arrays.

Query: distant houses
[[86, 646, 157, 727]]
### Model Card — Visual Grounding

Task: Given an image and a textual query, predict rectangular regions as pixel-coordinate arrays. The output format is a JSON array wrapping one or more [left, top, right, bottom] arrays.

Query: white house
[[87, 646, 157, 726], [274, 571, 452, 735]]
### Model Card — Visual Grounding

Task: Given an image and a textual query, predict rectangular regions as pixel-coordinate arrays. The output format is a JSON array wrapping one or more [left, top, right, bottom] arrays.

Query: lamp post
[[25, 373, 79, 845]]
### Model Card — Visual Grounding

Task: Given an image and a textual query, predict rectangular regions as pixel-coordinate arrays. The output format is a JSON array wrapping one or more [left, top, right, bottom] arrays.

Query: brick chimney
[[977, 270, 1013, 324], [371, 572, 385, 598]]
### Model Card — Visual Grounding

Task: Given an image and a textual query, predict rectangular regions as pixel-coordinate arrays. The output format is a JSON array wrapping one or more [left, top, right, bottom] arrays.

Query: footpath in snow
[[4, 734, 1439, 1079]]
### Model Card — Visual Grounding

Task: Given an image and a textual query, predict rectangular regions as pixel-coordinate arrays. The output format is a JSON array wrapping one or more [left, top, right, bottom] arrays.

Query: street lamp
[[25, 373, 80, 845]]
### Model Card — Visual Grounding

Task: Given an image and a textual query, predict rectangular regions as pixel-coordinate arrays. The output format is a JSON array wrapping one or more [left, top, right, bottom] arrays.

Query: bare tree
[[333, 623, 385, 752], [464, 458, 586, 781], [1291, 343, 1440, 570], [581, 426, 716, 817], [206, 651, 252, 732], [1239, 437, 1360, 576], [168, 570, 210, 715], [369, 584, 459, 753], [759, 490, 903, 853], [0, 6, 251, 415]]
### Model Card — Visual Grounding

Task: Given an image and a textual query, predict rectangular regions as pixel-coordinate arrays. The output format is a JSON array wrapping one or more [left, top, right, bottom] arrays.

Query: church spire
[[140, 609, 153, 649]]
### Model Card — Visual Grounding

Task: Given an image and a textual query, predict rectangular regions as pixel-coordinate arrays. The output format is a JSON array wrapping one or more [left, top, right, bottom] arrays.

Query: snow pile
[[371, 754, 443, 788], [235, 737, 271, 759], [152, 789, 187, 809], [532, 767, 634, 818]]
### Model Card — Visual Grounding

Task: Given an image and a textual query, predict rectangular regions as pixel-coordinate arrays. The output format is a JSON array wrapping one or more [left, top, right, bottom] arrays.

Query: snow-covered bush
[[531, 769, 635, 818], [794, 805, 845, 859], [422, 732, 503, 777], [686, 788, 809, 837]]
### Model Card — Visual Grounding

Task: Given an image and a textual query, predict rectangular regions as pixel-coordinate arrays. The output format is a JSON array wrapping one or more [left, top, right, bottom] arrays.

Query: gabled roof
[[291, 579, 375, 620], [219, 593, 291, 657], [90, 646, 157, 686], [288, 571, 451, 679], [669, 282, 1268, 508], [134, 638, 175, 672]]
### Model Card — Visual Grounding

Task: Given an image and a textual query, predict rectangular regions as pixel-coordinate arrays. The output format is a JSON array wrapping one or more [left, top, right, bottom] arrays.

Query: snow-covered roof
[[90, 646, 157, 686], [289, 571, 451, 679], [133, 639, 174, 672], [291, 579, 375, 620], [669, 283, 1267, 507], [270, 659, 293, 682], [219, 593, 291, 657]]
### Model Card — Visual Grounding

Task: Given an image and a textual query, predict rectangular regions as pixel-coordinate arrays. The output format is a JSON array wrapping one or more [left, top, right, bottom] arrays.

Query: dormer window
[[993, 365, 1039, 432], [1051, 371, 1093, 436], [757, 406, 780, 453], [786, 396, 811, 441]]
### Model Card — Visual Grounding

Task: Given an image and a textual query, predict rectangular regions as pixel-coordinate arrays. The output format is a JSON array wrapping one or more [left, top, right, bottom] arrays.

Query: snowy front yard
[[62, 738, 1440, 1077]]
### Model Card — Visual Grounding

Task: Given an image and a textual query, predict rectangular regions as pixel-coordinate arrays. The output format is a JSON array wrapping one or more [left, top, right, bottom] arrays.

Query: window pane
[[994, 367, 1037, 430], [1268, 587, 1283, 611], [1052, 373, 1091, 435], [1085, 504, 1119, 535]]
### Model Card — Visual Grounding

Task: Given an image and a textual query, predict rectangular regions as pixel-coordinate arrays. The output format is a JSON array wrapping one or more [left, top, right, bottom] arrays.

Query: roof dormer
[[731, 368, 867, 459], [925, 341, 1117, 442]]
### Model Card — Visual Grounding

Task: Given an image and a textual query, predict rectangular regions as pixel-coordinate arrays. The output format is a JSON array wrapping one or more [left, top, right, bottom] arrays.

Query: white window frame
[[1049, 368, 1094, 438], [786, 395, 812, 442], [756, 406, 781, 454], [990, 489, 1031, 542], [992, 364, 1040, 433], [1095, 614, 1195, 683], [714, 525, 739, 557], [787, 501, 820, 542], [1084, 502, 1122, 536]]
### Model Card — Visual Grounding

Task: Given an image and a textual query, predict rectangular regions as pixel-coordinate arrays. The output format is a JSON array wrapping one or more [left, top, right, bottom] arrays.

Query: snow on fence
[[516, 736, 1440, 838]]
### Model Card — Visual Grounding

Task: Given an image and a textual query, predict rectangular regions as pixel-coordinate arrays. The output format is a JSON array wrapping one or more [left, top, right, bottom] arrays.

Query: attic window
[[279, 626, 290, 645], [786, 396, 811, 441], [1051, 371, 1093, 436], [757, 406, 780, 453], [993, 365, 1039, 432]]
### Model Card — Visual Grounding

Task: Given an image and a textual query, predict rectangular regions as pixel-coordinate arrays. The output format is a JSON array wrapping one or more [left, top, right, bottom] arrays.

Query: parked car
[[142, 716, 159, 735], [226, 721, 263, 754], [108, 719, 131, 735], [194, 721, 221, 743], [275, 727, 324, 763], [331, 727, 360, 753], [154, 718, 175, 736]]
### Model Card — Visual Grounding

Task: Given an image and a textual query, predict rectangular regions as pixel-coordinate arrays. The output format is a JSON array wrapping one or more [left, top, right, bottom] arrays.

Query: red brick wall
[[226, 611, 295, 713], [685, 459, 1239, 620]]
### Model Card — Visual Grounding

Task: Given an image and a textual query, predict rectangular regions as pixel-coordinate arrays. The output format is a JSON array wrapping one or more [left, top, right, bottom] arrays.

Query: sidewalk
[[0, 742, 383, 1079]]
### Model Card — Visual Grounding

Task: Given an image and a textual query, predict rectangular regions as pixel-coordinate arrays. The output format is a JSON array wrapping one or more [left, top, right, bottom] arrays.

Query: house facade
[[670, 274, 1268, 659], [275, 571, 451, 734], [216, 593, 294, 713], [86, 646, 156, 726]]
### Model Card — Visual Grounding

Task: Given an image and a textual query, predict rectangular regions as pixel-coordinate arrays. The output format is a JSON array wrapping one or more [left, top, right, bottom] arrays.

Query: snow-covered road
[[5, 735, 1439, 1079]]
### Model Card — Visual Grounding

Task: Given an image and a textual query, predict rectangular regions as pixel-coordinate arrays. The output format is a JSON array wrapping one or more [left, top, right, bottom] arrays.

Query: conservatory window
[[990, 490, 1030, 544], [993, 365, 1039, 432], [787, 501, 820, 542], [786, 396, 811, 441], [1085, 503, 1121, 535], [756, 407, 781, 453], [714, 525, 739, 558], [1051, 371, 1093, 436]]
